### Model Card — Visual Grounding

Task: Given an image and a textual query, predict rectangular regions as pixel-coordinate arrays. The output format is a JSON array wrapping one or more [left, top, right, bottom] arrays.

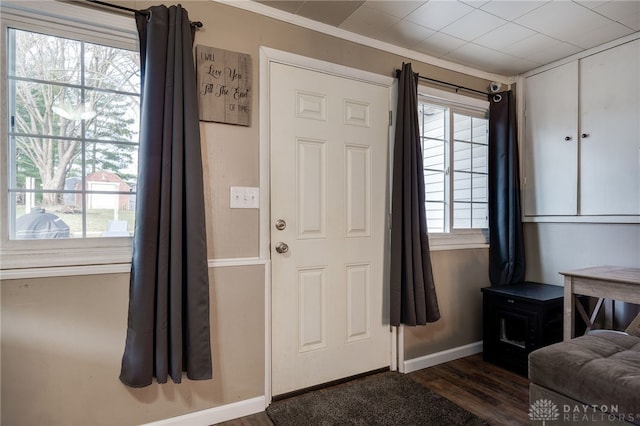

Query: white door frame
[[259, 46, 398, 404]]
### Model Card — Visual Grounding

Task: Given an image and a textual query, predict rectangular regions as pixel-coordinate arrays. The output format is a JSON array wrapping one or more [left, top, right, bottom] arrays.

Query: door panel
[[345, 145, 370, 237], [297, 138, 327, 238], [346, 263, 371, 342], [298, 267, 326, 352], [270, 62, 390, 396]]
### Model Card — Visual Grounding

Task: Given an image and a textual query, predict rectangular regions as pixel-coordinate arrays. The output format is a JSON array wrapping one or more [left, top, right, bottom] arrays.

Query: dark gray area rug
[[266, 371, 488, 425]]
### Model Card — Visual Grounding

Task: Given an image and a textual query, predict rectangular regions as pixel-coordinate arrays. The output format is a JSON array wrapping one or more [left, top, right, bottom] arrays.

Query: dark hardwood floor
[[216, 354, 530, 425], [409, 354, 530, 425]]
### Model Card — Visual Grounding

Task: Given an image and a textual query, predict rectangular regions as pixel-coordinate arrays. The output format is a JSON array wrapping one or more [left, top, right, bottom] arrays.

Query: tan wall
[[1, 1, 496, 425], [403, 249, 489, 360], [1, 265, 264, 425]]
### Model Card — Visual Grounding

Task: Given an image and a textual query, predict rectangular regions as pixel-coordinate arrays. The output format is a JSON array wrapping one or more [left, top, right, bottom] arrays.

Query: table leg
[[564, 275, 575, 341], [604, 299, 614, 329]]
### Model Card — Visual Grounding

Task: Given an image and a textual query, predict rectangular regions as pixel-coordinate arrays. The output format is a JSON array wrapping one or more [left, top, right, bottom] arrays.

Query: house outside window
[[0, 1, 140, 271], [417, 86, 490, 250]]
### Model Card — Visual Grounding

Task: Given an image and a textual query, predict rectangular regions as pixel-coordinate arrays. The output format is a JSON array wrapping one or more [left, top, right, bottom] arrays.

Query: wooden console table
[[561, 266, 640, 341]]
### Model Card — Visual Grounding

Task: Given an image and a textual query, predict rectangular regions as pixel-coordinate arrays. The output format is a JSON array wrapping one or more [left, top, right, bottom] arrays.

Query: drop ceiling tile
[[363, 0, 425, 19], [474, 22, 537, 51], [296, 1, 366, 26], [502, 33, 582, 64], [255, 1, 305, 15], [480, 1, 546, 21], [340, 5, 400, 38], [440, 9, 507, 41], [514, 1, 626, 46], [460, 0, 491, 8], [413, 32, 467, 57], [447, 42, 510, 62], [525, 41, 583, 65], [501, 32, 559, 56], [515, 1, 586, 32], [575, 1, 611, 10], [619, 11, 640, 30], [527, 41, 582, 64], [445, 43, 519, 74], [573, 22, 635, 49], [405, 0, 475, 31], [381, 19, 435, 47], [593, 1, 640, 22], [502, 57, 543, 75]]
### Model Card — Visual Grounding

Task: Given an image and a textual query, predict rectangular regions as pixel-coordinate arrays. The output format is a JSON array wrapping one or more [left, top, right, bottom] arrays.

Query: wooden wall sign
[[196, 45, 251, 126]]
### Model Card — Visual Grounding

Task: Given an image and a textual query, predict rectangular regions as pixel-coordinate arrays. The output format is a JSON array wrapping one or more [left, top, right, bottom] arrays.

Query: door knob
[[275, 219, 286, 230], [275, 242, 289, 254]]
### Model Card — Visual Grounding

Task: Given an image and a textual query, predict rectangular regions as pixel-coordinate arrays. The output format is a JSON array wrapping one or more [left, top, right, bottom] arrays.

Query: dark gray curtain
[[488, 90, 526, 286], [120, 5, 212, 387], [390, 63, 441, 327]]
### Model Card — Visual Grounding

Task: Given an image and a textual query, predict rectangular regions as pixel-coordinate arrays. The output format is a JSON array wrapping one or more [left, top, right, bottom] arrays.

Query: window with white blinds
[[418, 95, 489, 239]]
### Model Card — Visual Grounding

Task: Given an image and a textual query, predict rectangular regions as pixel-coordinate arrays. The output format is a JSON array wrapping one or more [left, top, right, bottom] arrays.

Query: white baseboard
[[403, 341, 483, 374], [143, 342, 482, 424], [142, 396, 266, 426]]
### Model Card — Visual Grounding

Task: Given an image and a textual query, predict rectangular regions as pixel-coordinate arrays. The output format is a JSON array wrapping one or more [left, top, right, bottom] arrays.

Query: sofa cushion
[[529, 332, 640, 421]]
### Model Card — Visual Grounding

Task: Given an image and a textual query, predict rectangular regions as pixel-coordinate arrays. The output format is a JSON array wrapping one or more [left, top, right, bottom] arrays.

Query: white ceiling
[[254, 0, 640, 76]]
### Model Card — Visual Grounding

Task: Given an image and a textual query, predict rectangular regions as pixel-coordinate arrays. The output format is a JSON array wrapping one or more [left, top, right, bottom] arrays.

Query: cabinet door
[[524, 62, 579, 216], [580, 39, 640, 215]]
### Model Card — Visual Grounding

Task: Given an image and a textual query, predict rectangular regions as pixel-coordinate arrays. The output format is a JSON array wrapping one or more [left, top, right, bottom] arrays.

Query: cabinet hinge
[[389, 111, 392, 126]]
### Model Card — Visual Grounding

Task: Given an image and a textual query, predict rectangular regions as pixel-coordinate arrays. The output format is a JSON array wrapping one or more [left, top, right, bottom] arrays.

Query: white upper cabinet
[[579, 40, 640, 215], [523, 38, 640, 220], [524, 61, 578, 216]]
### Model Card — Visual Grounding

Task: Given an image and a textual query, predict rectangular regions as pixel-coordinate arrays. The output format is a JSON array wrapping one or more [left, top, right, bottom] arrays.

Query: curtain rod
[[84, 0, 203, 28], [394, 69, 488, 98]]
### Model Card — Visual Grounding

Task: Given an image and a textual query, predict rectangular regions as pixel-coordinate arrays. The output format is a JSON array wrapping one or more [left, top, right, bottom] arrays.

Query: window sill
[[430, 242, 489, 251], [428, 231, 489, 251], [0, 262, 131, 280], [0, 238, 133, 276]]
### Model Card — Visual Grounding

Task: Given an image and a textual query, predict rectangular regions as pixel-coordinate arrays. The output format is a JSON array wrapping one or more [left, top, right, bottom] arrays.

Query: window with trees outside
[[6, 27, 140, 240], [418, 91, 489, 248]]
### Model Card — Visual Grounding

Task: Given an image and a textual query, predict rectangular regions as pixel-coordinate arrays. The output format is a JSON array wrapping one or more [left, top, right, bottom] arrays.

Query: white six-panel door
[[270, 62, 390, 396]]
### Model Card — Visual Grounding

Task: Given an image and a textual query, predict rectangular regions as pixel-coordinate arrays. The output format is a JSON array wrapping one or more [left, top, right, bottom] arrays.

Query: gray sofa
[[529, 331, 640, 425]]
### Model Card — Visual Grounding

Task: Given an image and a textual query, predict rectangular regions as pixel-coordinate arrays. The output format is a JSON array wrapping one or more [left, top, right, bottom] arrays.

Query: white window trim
[[0, 1, 139, 272], [428, 230, 489, 251], [418, 85, 490, 251]]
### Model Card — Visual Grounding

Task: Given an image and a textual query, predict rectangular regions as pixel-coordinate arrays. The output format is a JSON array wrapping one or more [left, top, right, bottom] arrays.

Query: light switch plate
[[230, 186, 259, 209]]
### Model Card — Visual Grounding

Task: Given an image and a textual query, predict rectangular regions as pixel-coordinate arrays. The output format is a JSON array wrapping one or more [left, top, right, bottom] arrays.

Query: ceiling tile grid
[[255, 0, 640, 75]]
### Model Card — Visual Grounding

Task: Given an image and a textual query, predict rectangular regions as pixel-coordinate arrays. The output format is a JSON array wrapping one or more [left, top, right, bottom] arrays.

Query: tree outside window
[[7, 28, 140, 238]]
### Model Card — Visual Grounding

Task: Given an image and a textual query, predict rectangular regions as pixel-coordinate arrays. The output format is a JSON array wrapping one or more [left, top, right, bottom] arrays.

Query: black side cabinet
[[481, 282, 563, 376]]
